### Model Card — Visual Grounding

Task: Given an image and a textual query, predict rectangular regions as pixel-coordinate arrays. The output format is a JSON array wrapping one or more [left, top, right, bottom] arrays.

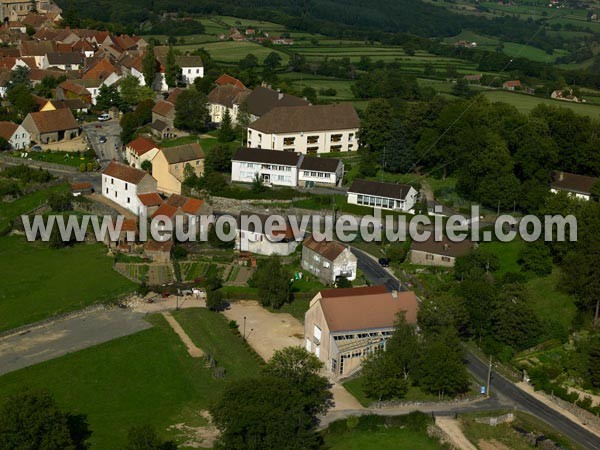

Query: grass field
[[322, 415, 443, 450], [200, 41, 289, 64], [526, 268, 577, 331], [484, 90, 600, 119], [11, 151, 96, 168], [0, 309, 262, 449], [0, 183, 68, 232], [482, 238, 526, 276], [343, 377, 440, 407], [0, 236, 135, 332]]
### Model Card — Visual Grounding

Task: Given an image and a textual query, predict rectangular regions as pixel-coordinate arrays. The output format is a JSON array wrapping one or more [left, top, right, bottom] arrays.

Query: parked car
[[378, 258, 390, 267], [98, 113, 110, 122], [31, 145, 42, 151], [99, 136, 107, 144]]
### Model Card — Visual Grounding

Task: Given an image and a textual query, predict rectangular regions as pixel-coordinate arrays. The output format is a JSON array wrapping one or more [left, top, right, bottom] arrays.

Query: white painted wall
[[231, 160, 297, 187], [9, 124, 30, 150], [180, 65, 204, 85], [102, 174, 145, 215], [235, 230, 299, 256], [247, 128, 358, 154], [550, 188, 590, 201], [347, 186, 419, 212]]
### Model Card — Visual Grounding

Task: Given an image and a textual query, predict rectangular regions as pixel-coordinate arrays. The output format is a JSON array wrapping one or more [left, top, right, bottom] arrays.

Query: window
[[442, 256, 451, 262], [196, 160, 200, 166], [307, 135, 319, 144], [105, 188, 108, 194], [330, 145, 342, 152], [349, 133, 354, 141], [175, 165, 179, 169], [196, 69, 199, 73], [111, 178, 114, 184], [313, 325, 322, 342], [313, 254, 320, 262], [114, 192, 117, 198], [323, 261, 330, 269], [330, 134, 342, 143], [127, 197, 130, 204], [283, 137, 295, 146], [124, 183, 128, 190], [426, 254, 434, 260]]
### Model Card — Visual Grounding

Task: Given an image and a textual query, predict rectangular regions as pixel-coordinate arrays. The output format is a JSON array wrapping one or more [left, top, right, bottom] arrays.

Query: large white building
[[231, 147, 344, 188], [247, 103, 360, 155], [347, 179, 419, 213], [102, 161, 158, 216]]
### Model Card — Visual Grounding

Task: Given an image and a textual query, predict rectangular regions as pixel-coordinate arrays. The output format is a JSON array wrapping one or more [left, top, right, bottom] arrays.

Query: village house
[[102, 161, 158, 216], [347, 179, 419, 212], [144, 239, 173, 263], [550, 170, 598, 201], [207, 83, 251, 125], [151, 143, 205, 195], [231, 147, 344, 188], [0, 120, 30, 149], [165, 193, 213, 237], [235, 212, 301, 256], [21, 108, 79, 144], [502, 80, 522, 91], [304, 286, 419, 378], [41, 52, 83, 71], [551, 88, 583, 103], [409, 236, 475, 267], [177, 55, 204, 86], [215, 73, 247, 89], [244, 84, 309, 122], [464, 74, 482, 83], [103, 218, 140, 254], [298, 155, 344, 187], [301, 235, 358, 284], [137, 192, 163, 217], [40, 99, 90, 115], [231, 147, 301, 187], [70, 182, 92, 196], [151, 89, 183, 139], [247, 103, 360, 154], [125, 136, 160, 169]]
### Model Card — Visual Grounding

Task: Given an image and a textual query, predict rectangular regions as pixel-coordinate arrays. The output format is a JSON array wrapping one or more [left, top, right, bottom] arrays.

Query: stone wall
[[0, 155, 79, 173]]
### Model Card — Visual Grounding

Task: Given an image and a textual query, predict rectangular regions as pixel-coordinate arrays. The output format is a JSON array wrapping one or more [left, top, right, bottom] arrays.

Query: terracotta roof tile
[[27, 109, 78, 134], [127, 136, 159, 156], [103, 161, 149, 185], [152, 203, 179, 219], [137, 192, 163, 206], [182, 197, 204, 214], [303, 235, 348, 261], [215, 73, 246, 89], [152, 100, 174, 117], [0, 121, 18, 140]]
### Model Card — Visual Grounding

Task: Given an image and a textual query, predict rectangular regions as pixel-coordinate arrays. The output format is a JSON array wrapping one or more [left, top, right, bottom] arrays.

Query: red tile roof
[[215, 73, 247, 89], [182, 197, 204, 214], [71, 182, 91, 191], [137, 192, 163, 206], [303, 235, 348, 262], [144, 239, 173, 252], [127, 136, 159, 156], [152, 100, 174, 117], [103, 161, 148, 185], [152, 203, 179, 219], [0, 121, 18, 140], [319, 290, 418, 332]]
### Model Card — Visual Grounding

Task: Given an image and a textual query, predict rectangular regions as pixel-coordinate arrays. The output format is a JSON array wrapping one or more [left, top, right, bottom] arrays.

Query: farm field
[[0, 235, 135, 332], [199, 40, 290, 64], [0, 309, 262, 449], [483, 90, 600, 119]]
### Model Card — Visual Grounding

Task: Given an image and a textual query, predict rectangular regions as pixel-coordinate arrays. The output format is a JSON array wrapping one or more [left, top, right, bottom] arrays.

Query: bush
[[173, 245, 188, 260], [79, 163, 86, 172], [403, 411, 432, 432]]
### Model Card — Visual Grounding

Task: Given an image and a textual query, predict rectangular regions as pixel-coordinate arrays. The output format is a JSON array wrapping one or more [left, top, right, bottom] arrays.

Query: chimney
[[278, 92, 283, 100], [391, 290, 398, 299], [559, 171, 564, 181]]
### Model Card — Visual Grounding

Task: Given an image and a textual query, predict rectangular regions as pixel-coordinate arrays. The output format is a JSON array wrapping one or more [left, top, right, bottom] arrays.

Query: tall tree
[[217, 109, 236, 142], [0, 389, 91, 449], [250, 257, 291, 309], [164, 46, 180, 89], [174, 89, 209, 133], [95, 85, 124, 112], [386, 312, 420, 380], [361, 350, 409, 401], [385, 118, 416, 173], [142, 43, 157, 89], [358, 98, 394, 154], [7, 84, 36, 120]]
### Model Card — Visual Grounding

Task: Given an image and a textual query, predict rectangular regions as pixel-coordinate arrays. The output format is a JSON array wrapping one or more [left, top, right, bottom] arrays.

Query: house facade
[[301, 235, 358, 284], [247, 103, 360, 155], [304, 286, 419, 378], [102, 161, 158, 215], [125, 136, 160, 169], [347, 179, 419, 212], [207, 83, 250, 125], [550, 170, 597, 201], [177, 55, 204, 86], [151, 143, 205, 195], [0, 121, 30, 149], [231, 147, 344, 188], [21, 108, 79, 144], [235, 212, 300, 256], [410, 236, 474, 267]]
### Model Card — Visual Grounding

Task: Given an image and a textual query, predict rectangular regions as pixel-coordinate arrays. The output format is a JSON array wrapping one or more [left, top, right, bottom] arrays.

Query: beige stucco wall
[[409, 249, 456, 267]]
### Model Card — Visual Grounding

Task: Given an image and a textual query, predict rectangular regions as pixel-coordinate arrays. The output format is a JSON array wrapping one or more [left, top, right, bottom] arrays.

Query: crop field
[[483, 90, 600, 119], [199, 40, 289, 64], [180, 261, 212, 282]]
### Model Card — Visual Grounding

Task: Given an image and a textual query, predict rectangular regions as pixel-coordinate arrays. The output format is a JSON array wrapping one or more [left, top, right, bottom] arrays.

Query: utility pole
[[486, 355, 493, 398], [243, 316, 246, 340]]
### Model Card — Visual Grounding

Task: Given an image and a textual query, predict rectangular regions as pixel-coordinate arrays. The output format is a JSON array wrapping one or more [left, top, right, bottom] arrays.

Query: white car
[[98, 113, 110, 122]]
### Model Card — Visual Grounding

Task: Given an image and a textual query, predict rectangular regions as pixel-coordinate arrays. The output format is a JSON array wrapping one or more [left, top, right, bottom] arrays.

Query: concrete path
[[0, 308, 151, 375], [162, 311, 204, 358], [436, 416, 478, 450]]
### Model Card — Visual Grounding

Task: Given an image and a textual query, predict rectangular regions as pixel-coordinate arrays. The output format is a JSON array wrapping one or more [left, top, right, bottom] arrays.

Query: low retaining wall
[[0, 155, 79, 173]]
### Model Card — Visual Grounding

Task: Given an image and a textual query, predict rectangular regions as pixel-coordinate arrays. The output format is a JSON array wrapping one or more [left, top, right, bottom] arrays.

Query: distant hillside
[[56, 0, 554, 44]]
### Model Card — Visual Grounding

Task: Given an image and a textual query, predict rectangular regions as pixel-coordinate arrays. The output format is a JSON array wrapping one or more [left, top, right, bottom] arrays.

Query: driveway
[[0, 308, 151, 376], [82, 119, 122, 164], [222, 300, 304, 361]]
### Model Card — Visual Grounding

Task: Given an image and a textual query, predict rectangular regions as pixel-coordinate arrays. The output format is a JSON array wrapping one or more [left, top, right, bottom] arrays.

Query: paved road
[[352, 247, 600, 449], [467, 353, 600, 450], [0, 308, 151, 376], [82, 119, 122, 164], [350, 247, 401, 292]]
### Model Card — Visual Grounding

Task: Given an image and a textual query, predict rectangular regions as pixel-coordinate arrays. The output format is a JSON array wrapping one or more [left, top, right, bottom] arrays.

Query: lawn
[[200, 41, 289, 64], [526, 268, 577, 331], [483, 90, 600, 119], [0, 309, 262, 449], [11, 151, 96, 168], [343, 376, 440, 407], [482, 238, 525, 276], [322, 416, 444, 450], [0, 183, 69, 232], [0, 236, 135, 332]]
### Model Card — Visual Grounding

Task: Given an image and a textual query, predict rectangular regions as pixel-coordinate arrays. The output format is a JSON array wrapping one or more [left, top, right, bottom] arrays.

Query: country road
[[351, 246, 600, 450]]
